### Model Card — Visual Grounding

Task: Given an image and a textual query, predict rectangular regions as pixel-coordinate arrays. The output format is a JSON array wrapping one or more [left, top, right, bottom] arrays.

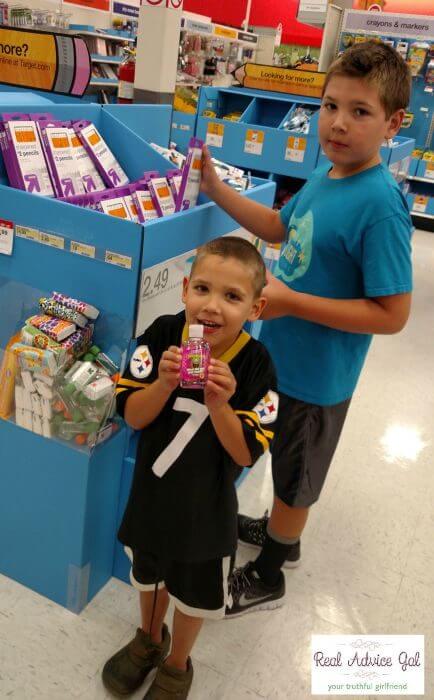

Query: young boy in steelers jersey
[[102, 237, 278, 700]]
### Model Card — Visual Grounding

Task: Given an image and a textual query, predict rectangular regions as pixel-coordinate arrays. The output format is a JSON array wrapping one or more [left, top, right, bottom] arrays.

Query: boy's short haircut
[[323, 40, 411, 117], [191, 236, 266, 298]]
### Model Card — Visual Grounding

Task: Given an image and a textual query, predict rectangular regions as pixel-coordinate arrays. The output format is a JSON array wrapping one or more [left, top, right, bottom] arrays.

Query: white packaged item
[[99, 196, 132, 220], [176, 137, 204, 212], [15, 408, 26, 428], [31, 393, 43, 416], [15, 385, 24, 410], [32, 413, 43, 435], [22, 389, 33, 412], [41, 397, 53, 419], [34, 380, 53, 400], [23, 409, 33, 431], [21, 369, 35, 392], [144, 175, 176, 217], [83, 376, 114, 401], [34, 372, 54, 387]]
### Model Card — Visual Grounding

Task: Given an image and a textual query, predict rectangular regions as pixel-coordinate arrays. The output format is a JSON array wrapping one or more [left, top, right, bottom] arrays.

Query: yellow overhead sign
[[233, 63, 326, 99]]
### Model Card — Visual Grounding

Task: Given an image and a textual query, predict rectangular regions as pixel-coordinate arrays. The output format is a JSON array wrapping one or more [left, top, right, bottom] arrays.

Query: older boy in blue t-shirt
[[201, 40, 413, 617]]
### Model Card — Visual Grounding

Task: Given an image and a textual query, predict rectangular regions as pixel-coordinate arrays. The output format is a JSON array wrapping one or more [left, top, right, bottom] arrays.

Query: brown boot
[[102, 624, 171, 697], [143, 657, 194, 699]]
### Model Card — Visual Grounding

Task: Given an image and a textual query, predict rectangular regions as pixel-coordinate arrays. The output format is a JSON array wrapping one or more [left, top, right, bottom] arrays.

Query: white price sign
[[0, 219, 14, 256], [285, 136, 307, 163], [206, 122, 225, 148], [244, 129, 264, 156]]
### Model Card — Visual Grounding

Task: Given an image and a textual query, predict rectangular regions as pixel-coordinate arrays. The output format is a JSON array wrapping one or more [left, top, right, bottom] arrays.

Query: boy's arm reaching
[[262, 273, 411, 334], [201, 146, 286, 243]]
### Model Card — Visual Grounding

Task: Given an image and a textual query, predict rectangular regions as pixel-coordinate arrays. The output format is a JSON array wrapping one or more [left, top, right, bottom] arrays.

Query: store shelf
[[89, 79, 119, 88], [407, 175, 434, 184], [75, 29, 135, 43], [91, 54, 122, 65], [410, 211, 434, 219]]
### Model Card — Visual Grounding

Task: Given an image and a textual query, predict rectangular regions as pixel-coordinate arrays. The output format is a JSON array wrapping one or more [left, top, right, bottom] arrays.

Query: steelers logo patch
[[130, 345, 153, 379], [253, 390, 279, 424]]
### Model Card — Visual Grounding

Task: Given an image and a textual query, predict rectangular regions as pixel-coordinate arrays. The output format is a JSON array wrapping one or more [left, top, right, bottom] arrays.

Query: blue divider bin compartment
[[196, 87, 321, 179]]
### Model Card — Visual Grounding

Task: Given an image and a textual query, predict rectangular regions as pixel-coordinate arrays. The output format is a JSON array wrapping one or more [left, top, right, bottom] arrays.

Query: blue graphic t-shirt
[[259, 163, 413, 406]]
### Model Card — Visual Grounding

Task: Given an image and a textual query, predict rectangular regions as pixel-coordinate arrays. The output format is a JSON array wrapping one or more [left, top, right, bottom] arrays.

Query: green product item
[[64, 382, 76, 396], [72, 408, 85, 423], [83, 353, 95, 362], [90, 345, 101, 356]]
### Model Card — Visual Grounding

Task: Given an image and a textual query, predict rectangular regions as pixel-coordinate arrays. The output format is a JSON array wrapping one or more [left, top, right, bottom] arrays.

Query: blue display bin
[[196, 87, 321, 179], [406, 191, 434, 217], [0, 101, 276, 609], [408, 157, 420, 177], [171, 110, 197, 153]]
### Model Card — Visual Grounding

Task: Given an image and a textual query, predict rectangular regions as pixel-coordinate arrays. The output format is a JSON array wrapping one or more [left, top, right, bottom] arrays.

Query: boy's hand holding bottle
[[204, 359, 236, 411], [158, 346, 182, 392]]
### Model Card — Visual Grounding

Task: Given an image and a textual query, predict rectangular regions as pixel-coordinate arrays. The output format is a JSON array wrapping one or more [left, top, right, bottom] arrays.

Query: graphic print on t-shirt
[[275, 210, 313, 284]]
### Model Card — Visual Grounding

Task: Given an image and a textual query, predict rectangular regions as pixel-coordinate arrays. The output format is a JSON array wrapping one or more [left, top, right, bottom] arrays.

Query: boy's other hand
[[205, 359, 236, 410], [200, 145, 220, 197], [158, 346, 182, 392]]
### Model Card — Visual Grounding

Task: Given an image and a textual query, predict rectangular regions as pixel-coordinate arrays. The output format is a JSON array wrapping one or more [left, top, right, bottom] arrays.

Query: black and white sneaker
[[238, 511, 301, 569], [226, 561, 285, 618]]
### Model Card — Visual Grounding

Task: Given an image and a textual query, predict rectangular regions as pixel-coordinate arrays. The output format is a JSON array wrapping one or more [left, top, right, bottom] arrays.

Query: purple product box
[[142, 171, 175, 218], [38, 120, 85, 198], [176, 137, 204, 212], [1, 116, 55, 197], [72, 120, 129, 189], [0, 113, 31, 189]]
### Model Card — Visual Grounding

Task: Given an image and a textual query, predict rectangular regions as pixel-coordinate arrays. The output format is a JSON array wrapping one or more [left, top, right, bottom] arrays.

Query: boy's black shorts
[[125, 548, 232, 620], [271, 392, 351, 508]]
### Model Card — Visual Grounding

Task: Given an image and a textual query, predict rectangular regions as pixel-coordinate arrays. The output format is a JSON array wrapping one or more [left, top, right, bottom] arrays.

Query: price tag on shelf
[[285, 136, 307, 163], [0, 219, 14, 256], [40, 232, 65, 250], [105, 250, 132, 269], [70, 241, 96, 258], [15, 225, 40, 242], [413, 195, 429, 213], [425, 162, 434, 180], [244, 129, 264, 156], [206, 122, 225, 148]]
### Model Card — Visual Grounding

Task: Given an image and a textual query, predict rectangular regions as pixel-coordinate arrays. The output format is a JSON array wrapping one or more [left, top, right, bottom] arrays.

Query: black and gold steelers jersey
[[116, 312, 278, 563]]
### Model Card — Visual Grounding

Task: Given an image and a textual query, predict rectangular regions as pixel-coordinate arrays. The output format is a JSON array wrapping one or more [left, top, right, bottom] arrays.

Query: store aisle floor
[[1, 230, 433, 700]]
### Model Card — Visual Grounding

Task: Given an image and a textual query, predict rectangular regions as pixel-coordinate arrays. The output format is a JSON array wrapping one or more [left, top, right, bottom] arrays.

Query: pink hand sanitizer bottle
[[180, 324, 210, 389]]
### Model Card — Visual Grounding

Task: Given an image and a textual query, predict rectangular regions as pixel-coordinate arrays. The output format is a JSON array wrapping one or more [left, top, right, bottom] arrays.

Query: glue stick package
[[73, 120, 129, 188], [142, 172, 176, 217], [1, 116, 55, 197], [166, 169, 183, 201], [132, 176, 160, 223], [38, 121, 85, 198], [98, 192, 132, 221], [176, 137, 204, 212], [68, 128, 106, 193]]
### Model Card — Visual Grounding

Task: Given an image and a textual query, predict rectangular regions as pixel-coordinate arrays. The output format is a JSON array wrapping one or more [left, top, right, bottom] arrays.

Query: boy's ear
[[247, 295, 267, 322], [182, 276, 189, 303], [385, 108, 405, 138]]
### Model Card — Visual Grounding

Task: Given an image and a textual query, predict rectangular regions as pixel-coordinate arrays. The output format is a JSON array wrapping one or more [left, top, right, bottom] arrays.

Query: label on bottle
[[180, 340, 210, 388]]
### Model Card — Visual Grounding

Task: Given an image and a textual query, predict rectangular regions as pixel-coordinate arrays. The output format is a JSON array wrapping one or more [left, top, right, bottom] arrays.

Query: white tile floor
[[1, 230, 433, 700]]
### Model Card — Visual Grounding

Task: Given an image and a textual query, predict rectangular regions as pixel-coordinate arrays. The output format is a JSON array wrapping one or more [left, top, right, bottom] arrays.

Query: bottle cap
[[189, 324, 204, 339]]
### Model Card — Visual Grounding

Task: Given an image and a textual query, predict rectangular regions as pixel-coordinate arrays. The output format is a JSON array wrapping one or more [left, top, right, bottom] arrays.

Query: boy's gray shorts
[[271, 392, 351, 508]]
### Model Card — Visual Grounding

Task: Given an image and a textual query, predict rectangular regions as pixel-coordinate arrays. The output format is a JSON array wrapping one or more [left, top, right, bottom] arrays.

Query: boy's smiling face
[[182, 254, 265, 357], [319, 74, 404, 178]]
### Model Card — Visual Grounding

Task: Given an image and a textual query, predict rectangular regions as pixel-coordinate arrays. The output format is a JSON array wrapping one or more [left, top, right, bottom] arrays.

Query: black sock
[[254, 533, 291, 587]]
